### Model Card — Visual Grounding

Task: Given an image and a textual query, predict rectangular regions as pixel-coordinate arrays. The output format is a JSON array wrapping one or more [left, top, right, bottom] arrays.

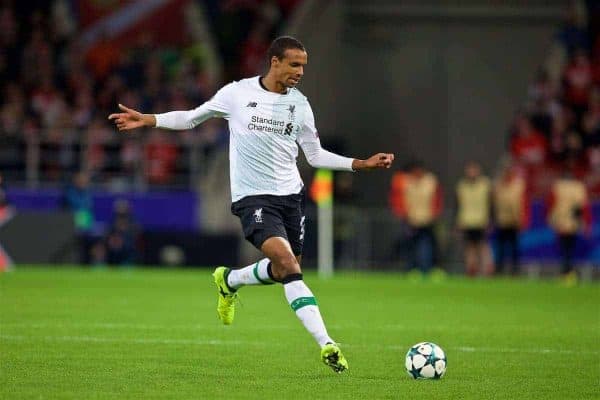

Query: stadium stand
[[508, 1, 600, 200], [0, 0, 300, 189]]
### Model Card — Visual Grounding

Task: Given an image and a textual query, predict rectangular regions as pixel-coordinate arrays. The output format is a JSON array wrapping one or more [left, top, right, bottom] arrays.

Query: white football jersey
[[155, 76, 353, 202]]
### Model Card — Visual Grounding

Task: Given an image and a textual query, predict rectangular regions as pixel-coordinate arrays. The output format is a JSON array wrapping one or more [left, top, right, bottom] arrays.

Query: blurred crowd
[[389, 160, 593, 285], [0, 0, 300, 266], [62, 170, 141, 266], [0, 0, 300, 187], [510, 1, 600, 199], [387, 3, 600, 284], [1, 1, 597, 274]]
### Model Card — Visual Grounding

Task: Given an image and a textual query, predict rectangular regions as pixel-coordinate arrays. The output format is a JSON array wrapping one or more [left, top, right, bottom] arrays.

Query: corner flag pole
[[310, 169, 334, 278]]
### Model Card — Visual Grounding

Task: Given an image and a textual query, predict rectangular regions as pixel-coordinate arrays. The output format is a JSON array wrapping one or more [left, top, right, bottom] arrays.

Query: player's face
[[272, 48, 307, 88]]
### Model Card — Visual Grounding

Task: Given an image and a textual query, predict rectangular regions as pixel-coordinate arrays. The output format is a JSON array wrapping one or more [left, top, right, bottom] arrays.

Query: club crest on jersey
[[254, 208, 263, 223], [287, 105, 296, 120]]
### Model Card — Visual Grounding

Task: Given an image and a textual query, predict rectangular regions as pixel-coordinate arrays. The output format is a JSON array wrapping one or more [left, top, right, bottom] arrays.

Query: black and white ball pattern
[[405, 342, 447, 379]]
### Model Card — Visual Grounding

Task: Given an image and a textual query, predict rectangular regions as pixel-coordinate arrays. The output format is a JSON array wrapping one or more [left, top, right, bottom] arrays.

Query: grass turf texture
[[1, 267, 598, 400]]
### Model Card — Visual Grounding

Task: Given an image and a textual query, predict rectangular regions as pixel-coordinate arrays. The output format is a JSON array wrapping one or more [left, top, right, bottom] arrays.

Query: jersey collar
[[258, 76, 289, 95]]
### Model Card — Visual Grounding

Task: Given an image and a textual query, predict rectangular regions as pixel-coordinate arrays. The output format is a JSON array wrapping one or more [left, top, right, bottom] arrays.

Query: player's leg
[[261, 236, 348, 373], [212, 257, 277, 325], [559, 234, 578, 286], [282, 190, 347, 372], [480, 239, 495, 276], [463, 229, 479, 276], [496, 228, 507, 274], [261, 238, 332, 344], [223, 200, 283, 289], [559, 234, 574, 274], [226, 258, 277, 289], [213, 199, 285, 325], [421, 227, 435, 274], [414, 228, 429, 273], [509, 228, 520, 275], [463, 236, 478, 277]]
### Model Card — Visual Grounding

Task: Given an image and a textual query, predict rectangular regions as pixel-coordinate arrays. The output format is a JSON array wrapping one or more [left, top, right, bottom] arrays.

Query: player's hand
[[108, 104, 155, 131], [352, 153, 395, 171]]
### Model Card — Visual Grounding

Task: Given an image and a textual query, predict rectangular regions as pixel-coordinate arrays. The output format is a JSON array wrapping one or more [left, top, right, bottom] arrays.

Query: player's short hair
[[267, 36, 305, 61]]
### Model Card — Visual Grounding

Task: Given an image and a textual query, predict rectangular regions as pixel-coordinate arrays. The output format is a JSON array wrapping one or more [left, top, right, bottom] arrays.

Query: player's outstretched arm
[[298, 102, 394, 172], [352, 153, 395, 171], [108, 104, 156, 131]]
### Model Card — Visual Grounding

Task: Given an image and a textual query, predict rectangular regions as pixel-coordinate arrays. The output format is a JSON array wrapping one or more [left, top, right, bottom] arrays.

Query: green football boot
[[212, 266, 238, 325], [321, 343, 349, 373]]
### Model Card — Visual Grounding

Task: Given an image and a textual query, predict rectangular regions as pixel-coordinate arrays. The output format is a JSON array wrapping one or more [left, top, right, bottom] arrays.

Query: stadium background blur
[[0, 0, 598, 277]]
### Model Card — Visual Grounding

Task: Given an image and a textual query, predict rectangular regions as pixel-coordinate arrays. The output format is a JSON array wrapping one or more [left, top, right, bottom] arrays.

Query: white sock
[[284, 278, 334, 348], [227, 258, 275, 289]]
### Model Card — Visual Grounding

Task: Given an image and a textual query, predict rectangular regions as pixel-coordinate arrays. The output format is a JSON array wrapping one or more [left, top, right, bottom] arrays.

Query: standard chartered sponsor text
[[248, 115, 287, 135]]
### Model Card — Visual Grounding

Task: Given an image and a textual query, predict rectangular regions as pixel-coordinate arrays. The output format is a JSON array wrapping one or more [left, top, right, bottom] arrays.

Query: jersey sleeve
[[154, 82, 235, 130], [297, 101, 354, 171]]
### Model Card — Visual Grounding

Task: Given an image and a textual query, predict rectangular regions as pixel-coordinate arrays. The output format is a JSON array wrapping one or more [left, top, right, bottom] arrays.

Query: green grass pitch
[[1, 266, 598, 399]]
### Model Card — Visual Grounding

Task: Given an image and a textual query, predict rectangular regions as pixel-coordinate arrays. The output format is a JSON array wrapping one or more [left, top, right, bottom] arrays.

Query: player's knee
[[270, 253, 300, 281]]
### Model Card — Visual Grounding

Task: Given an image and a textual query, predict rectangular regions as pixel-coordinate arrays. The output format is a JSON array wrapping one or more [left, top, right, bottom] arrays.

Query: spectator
[[564, 130, 586, 171], [239, 24, 270, 77], [528, 68, 558, 106], [582, 86, 600, 146], [30, 76, 67, 128], [0, 4, 20, 82], [556, 2, 590, 56], [63, 171, 95, 264], [455, 161, 494, 277], [510, 113, 548, 166], [389, 162, 443, 276], [106, 199, 139, 266], [389, 167, 411, 264], [592, 38, 600, 85], [84, 117, 114, 180], [144, 130, 178, 185], [493, 164, 529, 275], [584, 145, 600, 197], [529, 98, 555, 138], [563, 49, 593, 119], [72, 90, 95, 129], [547, 168, 592, 286], [120, 137, 142, 180], [1, 1, 300, 187], [547, 109, 569, 163], [21, 26, 52, 88]]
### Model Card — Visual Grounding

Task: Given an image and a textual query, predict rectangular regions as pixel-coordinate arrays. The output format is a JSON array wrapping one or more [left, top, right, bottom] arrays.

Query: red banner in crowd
[[76, 0, 190, 50]]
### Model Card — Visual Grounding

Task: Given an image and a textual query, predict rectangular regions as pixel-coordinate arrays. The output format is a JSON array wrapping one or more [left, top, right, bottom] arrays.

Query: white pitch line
[[1, 322, 210, 330], [0, 334, 597, 356], [4, 321, 593, 333], [0, 322, 299, 331], [452, 346, 599, 355], [0, 334, 248, 347]]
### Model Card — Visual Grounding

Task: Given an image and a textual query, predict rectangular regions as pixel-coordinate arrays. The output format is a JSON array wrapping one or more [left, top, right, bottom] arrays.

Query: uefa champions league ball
[[405, 342, 447, 379]]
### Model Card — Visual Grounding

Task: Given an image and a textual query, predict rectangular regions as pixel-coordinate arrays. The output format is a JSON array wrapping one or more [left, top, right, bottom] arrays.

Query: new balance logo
[[247, 102, 257, 107], [254, 208, 263, 223]]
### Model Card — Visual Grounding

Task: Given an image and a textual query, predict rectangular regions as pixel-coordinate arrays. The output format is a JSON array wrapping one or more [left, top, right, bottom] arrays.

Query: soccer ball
[[405, 342, 447, 379]]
